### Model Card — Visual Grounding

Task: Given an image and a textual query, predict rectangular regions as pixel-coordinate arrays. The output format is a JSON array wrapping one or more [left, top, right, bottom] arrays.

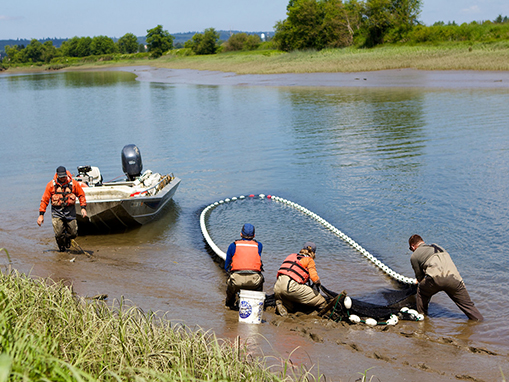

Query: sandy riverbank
[[105, 65, 509, 89], [4, 63, 509, 89]]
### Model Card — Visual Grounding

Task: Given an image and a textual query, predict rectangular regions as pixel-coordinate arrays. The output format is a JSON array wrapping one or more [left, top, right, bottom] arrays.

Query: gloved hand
[[313, 281, 321, 291]]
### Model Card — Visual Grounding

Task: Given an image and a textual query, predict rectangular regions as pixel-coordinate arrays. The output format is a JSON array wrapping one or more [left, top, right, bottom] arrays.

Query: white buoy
[[365, 318, 378, 326], [386, 314, 399, 325], [344, 296, 352, 309], [349, 315, 361, 324]]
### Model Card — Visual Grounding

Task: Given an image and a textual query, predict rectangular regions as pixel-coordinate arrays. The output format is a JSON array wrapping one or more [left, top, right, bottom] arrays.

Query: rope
[[199, 193, 417, 285], [328, 292, 344, 321]]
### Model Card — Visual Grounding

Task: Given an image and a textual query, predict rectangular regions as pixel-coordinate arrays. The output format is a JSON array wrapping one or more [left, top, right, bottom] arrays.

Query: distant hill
[[0, 30, 273, 55]]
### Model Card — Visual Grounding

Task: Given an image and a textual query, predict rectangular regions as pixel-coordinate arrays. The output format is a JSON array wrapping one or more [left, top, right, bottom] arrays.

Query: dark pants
[[417, 275, 483, 321], [52, 217, 78, 250], [225, 272, 264, 308]]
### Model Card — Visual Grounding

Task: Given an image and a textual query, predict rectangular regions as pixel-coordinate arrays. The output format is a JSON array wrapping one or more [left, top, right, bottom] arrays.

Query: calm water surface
[[1, 70, 509, 372]]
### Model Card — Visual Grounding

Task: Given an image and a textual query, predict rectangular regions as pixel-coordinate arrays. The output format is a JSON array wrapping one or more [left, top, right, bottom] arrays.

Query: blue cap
[[241, 223, 255, 238]]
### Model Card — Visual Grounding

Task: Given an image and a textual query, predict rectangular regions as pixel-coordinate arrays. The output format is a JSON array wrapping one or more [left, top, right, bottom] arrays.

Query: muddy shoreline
[[108, 65, 509, 89], [4, 204, 505, 381]]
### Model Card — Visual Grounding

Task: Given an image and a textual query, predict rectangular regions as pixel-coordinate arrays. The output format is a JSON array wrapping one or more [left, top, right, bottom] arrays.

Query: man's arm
[[410, 254, 424, 282], [37, 182, 52, 226], [224, 242, 236, 271]]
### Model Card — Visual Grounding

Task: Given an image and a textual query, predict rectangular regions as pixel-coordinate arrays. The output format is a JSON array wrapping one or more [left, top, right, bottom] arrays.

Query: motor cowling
[[121, 144, 143, 181]]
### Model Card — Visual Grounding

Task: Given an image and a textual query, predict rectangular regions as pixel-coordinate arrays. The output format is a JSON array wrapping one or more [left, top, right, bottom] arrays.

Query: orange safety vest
[[230, 240, 262, 272], [51, 180, 77, 207], [277, 253, 310, 284]]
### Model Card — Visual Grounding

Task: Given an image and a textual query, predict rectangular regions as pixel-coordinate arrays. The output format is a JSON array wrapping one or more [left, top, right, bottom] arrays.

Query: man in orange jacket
[[273, 241, 327, 316], [224, 223, 263, 309], [37, 166, 87, 252]]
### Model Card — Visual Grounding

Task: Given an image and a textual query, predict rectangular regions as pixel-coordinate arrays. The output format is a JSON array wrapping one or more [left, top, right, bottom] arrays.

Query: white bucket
[[238, 289, 265, 324]]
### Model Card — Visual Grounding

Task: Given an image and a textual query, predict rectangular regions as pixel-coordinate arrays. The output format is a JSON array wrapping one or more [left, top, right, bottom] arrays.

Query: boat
[[74, 144, 181, 232]]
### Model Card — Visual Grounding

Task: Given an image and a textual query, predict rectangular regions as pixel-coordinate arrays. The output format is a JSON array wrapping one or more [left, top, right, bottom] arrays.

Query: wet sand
[[3, 66, 508, 381], [110, 65, 509, 89]]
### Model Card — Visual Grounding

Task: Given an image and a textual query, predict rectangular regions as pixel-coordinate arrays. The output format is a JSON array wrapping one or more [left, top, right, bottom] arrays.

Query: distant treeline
[[0, 30, 270, 59], [2, 1, 509, 68], [0, 25, 273, 67]]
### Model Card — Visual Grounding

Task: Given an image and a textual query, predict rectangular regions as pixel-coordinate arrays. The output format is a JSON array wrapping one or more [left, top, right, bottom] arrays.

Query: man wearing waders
[[37, 166, 87, 252], [224, 223, 264, 309], [408, 234, 483, 321], [273, 241, 327, 316]]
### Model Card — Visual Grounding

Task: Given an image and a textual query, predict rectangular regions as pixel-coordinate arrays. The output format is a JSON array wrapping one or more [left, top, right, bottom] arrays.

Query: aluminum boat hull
[[76, 177, 181, 232]]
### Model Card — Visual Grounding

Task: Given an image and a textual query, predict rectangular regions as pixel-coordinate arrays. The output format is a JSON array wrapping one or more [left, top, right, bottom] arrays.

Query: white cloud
[[0, 15, 24, 21], [461, 5, 481, 14]]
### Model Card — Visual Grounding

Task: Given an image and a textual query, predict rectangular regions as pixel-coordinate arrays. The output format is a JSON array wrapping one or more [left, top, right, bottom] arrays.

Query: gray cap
[[303, 241, 316, 253], [56, 166, 67, 178]]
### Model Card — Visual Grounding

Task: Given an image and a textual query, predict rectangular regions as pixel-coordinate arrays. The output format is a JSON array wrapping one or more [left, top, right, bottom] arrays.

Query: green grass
[[0, 269, 313, 381], [4, 42, 509, 75], [152, 43, 509, 74]]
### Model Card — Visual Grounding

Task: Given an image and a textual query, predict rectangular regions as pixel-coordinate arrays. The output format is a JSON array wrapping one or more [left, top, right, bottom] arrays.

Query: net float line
[[199, 193, 417, 285]]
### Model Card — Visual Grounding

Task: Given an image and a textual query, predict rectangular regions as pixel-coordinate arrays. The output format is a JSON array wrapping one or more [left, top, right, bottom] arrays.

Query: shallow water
[[1, 69, 508, 380]]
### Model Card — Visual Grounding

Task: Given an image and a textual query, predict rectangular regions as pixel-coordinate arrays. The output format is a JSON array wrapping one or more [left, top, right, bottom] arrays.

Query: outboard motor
[[121, 144, 143, 181]]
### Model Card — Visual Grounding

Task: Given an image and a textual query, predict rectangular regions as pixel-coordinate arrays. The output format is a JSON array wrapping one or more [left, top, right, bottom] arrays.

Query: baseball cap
[[56, 166, 67, 178], [241, 223, 255, 238], [303, 241, 316, 253]]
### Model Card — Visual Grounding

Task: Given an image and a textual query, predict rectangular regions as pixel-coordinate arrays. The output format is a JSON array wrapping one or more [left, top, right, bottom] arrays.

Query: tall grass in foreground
[[0, 269, 309, 381]]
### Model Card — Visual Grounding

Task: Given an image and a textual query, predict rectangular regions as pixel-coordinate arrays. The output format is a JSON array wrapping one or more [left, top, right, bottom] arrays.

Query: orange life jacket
[[230, 240, 262, 272], [51, 179, 77, 207], [277, 253, 310, 284]]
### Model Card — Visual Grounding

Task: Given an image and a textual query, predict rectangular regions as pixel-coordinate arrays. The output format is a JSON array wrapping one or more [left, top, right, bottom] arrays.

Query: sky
[[1, 0, 509, 40]]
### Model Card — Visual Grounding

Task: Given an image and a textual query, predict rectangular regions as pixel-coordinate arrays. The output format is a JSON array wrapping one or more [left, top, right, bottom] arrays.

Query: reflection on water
[[4, 71, 136, 89], [1, 71, 509, 360]]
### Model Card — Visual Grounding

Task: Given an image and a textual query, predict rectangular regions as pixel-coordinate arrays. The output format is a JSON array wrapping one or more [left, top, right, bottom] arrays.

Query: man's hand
[[81, 208, 88, 219], [37, 215, 44, 226]]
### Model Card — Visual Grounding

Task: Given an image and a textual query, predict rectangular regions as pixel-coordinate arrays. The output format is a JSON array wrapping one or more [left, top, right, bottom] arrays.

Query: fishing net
[[265, 283, 419, 324], [318, 284, 417, 323]]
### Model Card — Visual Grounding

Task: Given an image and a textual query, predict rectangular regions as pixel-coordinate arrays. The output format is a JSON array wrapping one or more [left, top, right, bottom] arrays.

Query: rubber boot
[[275, 300, 288, 317]]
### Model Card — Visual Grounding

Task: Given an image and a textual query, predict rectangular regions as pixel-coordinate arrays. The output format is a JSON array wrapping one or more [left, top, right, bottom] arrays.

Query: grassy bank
[[3, 42, 509, 75], [0, 269, 307, 381], [155, 43, 509, 74]]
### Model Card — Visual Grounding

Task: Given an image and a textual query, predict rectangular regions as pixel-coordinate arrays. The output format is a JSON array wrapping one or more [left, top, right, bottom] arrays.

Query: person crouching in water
[[273, 241, 327, 316], [224, 223, 264, 309], [37, 166, 87, 252]]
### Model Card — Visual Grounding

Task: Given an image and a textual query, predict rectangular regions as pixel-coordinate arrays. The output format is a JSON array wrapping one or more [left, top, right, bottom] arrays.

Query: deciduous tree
[[90, 36, 117, 55], [25, 39, 44, 63], [223, 33, 261, 51], [118, 33, 139, 54], [186, 28, 220, 55], [146, 25, 174, 58]]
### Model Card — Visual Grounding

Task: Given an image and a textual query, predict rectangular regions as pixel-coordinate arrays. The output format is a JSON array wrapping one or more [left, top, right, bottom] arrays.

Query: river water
[[1, 68, 508, 381]]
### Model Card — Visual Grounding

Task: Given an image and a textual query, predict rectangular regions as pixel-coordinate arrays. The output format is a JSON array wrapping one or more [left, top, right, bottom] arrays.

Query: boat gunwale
[[82, 178, 181, 204]]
